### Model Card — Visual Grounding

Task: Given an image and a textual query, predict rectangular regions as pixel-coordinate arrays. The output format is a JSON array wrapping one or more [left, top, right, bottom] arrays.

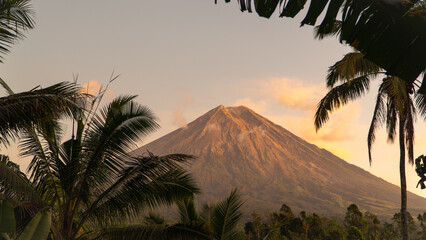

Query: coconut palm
[[0, 93, 199, 239], [314, 51, 426, 240]]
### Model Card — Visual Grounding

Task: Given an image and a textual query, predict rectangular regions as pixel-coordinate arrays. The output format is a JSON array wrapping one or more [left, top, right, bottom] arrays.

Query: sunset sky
[[1, 0, 426, 198]]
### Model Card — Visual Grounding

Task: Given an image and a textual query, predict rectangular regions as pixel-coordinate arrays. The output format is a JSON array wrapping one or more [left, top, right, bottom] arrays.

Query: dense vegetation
[[240, 203, 426, 240]]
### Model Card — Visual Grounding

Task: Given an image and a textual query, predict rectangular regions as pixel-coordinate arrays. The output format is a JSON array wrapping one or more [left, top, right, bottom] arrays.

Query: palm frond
[[78, 154, 199, 228], [385, 98, 398, 143], [0, 82, 83, 146], [314, 20, 342, 40], [200, 203, 215, 232], [404, 98, 415, 165], [415, 92, 426, 119], [57, 138, 81, 197], [142, 212, 166, 225], [18, 122, 64, 205], [314, 75, 371, 130], [0, 159, 41, 204], [177, 198, 200, 225], [326, 52, 381, 88], [0, 0, 35, 62], [381, 76, 408, 116], [75, 96, 160, 212], [212, 189, 244, 240], [16, 208, 51, 240], [0, 77, 14, 95], [367, 88, 386, 165]]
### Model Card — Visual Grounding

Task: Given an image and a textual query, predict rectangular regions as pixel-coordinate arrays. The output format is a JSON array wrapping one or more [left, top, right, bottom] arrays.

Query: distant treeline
[[149, 192, 426, 240], [243, 203, 426, 240]]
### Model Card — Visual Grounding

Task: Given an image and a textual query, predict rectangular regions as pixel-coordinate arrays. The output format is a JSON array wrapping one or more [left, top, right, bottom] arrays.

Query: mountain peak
[[206, 105, 267, 127], [136, 105, 426, 217], [213, 105, 252, 112]]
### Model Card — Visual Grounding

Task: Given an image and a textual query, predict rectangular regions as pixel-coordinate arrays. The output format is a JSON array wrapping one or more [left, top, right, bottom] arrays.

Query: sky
[[1, 0, 426, 199]]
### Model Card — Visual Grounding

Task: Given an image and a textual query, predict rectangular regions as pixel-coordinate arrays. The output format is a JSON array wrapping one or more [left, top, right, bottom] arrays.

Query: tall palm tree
[[314, 51, 426, 240], [0, 93, 199, 239]]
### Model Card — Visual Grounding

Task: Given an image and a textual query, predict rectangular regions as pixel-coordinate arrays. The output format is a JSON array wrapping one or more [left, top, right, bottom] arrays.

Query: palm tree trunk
[[399, 121, 408, 240]]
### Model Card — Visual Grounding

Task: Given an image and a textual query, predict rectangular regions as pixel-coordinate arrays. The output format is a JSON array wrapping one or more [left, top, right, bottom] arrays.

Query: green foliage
[[347, 226, 365, 240], [16, 209, 51, 240], [0, 85, 200, 239], [365, 211, 380, 240], [379, 222, 399, 240], [305, 213, 324, 239], [392, 211, 417, 238], [269, 204, 296, 238], [177, 197, 200, 226], [244, 212, 266, 240], [211, 189, 244, 240], [0, 200, 15, 233], [239, 203, 426, 240], [173, 189, 245, 240], [344, 204, 367, 234], [0, 200, 51, 240], [143, 212, 166, 225], [322, 218, 345, 240]]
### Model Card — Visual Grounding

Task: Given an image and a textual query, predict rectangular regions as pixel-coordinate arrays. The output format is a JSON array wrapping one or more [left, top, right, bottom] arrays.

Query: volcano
[[134, 105, 426, 217]]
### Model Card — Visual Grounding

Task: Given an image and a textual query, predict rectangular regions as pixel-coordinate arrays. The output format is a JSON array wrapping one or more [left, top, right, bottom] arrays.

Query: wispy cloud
[[241, 77, 365, 159], [261, 77, 325, 111], [81, 80, 114, 100], [234, 98, 267, 114], [237, 126, 266, 143], [172, 92, 194, 129], [206, 123, 220, 133]]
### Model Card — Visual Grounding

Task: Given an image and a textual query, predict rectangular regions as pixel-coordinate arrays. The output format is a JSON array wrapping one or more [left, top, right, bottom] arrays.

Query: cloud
[[206, 123, 220, 133], [237, 126, 266, 143], [81, 80, 114, 100], [271, 102, 362, 142], [234, 98, 267, 114], [172, 93, 194, 129], [266, 102, 363, 159], [260, 77, 325, 111], [231, 77, 365, 160]]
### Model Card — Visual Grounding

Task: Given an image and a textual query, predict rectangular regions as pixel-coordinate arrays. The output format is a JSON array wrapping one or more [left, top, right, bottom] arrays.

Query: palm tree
[[0, 92, 199, 239], [0, 0, 35, 62], [214, 0, 425, 91], [166, 189, 245, 240], [314, 51, 426, 240]]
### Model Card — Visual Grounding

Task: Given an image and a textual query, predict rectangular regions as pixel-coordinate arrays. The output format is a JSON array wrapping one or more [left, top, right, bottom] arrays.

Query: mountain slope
[[134, 105, 426, 217]]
